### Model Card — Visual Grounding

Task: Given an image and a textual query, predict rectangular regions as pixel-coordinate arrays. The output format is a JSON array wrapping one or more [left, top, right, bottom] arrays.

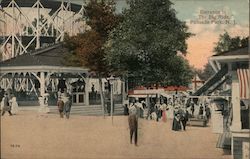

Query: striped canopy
[[237, 69, 250, 99]]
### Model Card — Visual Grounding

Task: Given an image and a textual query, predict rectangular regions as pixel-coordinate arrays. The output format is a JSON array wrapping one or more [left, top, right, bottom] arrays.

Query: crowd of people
[[1, 89, 73, 119], [125, 96, 212, 146], [125, 97, 211, 130]]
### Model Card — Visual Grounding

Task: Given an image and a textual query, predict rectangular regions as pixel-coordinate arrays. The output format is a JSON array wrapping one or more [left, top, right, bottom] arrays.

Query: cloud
[[227, 24, 249, 37], [186, 29, 218, 69]]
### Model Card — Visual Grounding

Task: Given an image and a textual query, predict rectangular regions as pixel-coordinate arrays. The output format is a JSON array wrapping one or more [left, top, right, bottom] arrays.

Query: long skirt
[[162, 110, 166, 122], [11, 102, 19, 114], [172, 118, 181, 131]]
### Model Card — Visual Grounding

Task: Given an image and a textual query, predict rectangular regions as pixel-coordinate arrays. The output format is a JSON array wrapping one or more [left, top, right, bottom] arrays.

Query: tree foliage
[[213, 31, 249, 54], [195, 63, 215, 81], [64, 0, 122, 76], [105, 0, 193, 86]]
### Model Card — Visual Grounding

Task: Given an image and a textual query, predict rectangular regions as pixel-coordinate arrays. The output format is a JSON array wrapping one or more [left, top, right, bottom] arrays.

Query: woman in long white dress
[[10, 96, 19, 114], [0, 97, 5, 111], [166, 104, 174, 119]]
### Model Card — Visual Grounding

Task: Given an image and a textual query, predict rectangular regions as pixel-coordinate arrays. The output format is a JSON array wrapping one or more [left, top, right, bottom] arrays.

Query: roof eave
[[0, 65, 89, 74], [209, 55, 249, 63]]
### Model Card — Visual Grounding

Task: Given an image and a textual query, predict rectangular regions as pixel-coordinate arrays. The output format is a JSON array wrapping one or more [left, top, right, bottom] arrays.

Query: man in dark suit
[[2, 93, 12, 116], [128, 103, 138, 146], [181, 108, 189, 131], [63, 96, 72, 119]]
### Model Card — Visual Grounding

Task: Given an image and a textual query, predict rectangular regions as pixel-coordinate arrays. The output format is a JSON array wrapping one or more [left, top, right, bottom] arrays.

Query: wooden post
[[38, 72, 49, 113], [40, 72, 45, 96], [231, 71, 241, 130], [111, 83, 113, 124], [84, 77, 89, 106]]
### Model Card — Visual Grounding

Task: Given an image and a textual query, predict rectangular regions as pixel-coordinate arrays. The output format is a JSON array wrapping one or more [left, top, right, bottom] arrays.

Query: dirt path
[[1, 111, 232, 159]]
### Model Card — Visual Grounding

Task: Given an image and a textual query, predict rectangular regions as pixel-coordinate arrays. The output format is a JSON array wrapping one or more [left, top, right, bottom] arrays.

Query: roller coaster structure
[[0, 0, 87, 61]]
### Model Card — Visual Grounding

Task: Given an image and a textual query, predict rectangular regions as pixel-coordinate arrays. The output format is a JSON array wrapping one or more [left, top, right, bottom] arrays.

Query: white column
[[38, 72, 49, 113], [11, 2, 15, 58], [36, 2, 40, 49], [111, 83, 113, 124], [40, 72, 45, 96], [122, 79, 126, 103], [231, 71, 241, 131], [84, 77, 89, 106]]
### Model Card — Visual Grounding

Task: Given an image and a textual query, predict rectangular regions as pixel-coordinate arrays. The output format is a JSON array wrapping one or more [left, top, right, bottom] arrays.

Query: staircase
[[48, 104, 124, 116], [49, 105, 106, 116], [187, 117, 207, 127], [192, 65, 228, 96], [113, 104, 124, 115]]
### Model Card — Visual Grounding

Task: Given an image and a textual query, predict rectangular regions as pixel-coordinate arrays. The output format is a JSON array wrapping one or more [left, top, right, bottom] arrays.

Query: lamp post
[[108, 75, 115, 124]]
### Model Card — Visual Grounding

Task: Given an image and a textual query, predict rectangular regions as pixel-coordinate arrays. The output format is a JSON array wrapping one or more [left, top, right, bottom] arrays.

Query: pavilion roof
[[212, 47, 248, 57], [1, 43, 77, 67], [0, 43, 88, 75]]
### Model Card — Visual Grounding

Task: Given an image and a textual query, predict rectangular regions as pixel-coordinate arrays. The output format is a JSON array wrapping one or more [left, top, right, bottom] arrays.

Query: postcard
[[0, 0, 249, 159]]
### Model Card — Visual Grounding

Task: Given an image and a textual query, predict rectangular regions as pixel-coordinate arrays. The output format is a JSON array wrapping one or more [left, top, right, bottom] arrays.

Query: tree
[[64, 0, 122, 115], [105, 0, 193, 88], [213, 31, 249, 54], [195, 63, 215, 81]]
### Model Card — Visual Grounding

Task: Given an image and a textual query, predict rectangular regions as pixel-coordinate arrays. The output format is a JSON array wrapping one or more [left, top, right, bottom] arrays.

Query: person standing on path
[[63, 96, 72, 119], [57, 96, 64, 118], [205, 105, 211, 122], [128, 102, 138, 146], [10, 96, 19, 115], [180, 108, 189, 131], [1, 93, 12, 116], [190, 100, 195, 117], [172, 107, 181, 131], [161, 102, 167, 122]]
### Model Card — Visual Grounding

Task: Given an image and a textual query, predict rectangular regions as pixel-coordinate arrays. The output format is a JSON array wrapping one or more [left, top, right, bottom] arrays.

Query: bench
[[187, 117, 207, 127]]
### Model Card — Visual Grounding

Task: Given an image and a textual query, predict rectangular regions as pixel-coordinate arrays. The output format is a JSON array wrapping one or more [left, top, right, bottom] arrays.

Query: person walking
[[57, 96, 64, 118], [123, 103, 129, 115], [1, 93, 12, 116], [205, 105, 211, 122], [190, 100, 195, 117], [199, 104, 204, 118], [155, 102, 161, 122], [161, 102, 167, 122], [180, 108, 189, 131], [128, 102, 138, 146], [147, 101, 154, 120], [172, 108, 181, 131], [10, 96, 19, 115], [135, 100, 144, 118], [63, 96, 72, 119]]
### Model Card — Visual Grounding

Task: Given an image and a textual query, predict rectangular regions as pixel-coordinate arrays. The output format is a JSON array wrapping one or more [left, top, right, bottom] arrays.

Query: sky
[[172, 0, 249, 69]]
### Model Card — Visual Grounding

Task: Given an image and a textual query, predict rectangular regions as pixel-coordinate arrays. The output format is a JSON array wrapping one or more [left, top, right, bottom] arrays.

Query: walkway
[[1, 111, 232, 159]]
